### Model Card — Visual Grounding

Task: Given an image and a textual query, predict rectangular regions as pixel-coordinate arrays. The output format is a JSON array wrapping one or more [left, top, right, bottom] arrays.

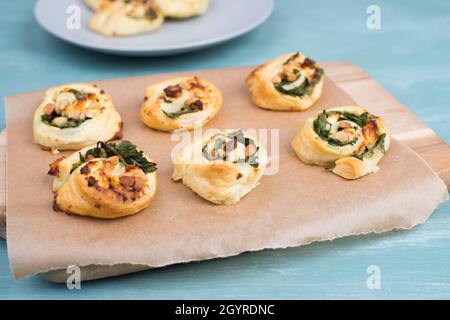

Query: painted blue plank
[[0, 0, 449, 299]]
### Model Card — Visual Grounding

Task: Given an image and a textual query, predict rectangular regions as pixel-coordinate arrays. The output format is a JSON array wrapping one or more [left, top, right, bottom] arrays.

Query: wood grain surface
[[1, 62, 449, 282]]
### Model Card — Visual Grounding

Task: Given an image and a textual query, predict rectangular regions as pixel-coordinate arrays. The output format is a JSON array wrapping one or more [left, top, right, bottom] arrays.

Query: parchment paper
[[6, 66, 448, 279]]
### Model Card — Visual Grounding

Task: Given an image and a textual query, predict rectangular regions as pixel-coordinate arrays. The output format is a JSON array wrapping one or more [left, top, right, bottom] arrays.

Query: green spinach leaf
[[41, 112, 90, 129], [313, 111, 330, 139], [163, 100, 203, 119], [342, 112, 371, 127], [70, 141, 157, 174], [145, 8, 158, 20]]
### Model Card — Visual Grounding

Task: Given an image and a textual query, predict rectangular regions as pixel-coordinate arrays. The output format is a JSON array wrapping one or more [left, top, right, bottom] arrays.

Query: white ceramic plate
[[34, 0, 274, 56]]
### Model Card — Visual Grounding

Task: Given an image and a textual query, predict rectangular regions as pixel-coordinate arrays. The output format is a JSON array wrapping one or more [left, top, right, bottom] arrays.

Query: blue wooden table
[[1, 0, 449, 299]]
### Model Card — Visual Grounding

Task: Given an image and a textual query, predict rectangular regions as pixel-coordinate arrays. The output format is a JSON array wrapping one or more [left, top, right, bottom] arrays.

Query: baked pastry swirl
[[245, 52, 324, 111], [291, 105, 390, 179], [140, 76, 222, 132], [49, 141, 157, 219], [154, 0, 209, 19], [173, 129, 267, 205], [33, 83, 123, 152], [89, 0, 164, 36]]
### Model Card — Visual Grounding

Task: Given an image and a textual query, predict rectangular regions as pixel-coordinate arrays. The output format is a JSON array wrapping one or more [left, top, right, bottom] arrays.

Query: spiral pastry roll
[[154, 0, 209, 19], [173, 129, 267, 205], [245, 52, 324, 111], [49, 141, 157, 219], [33, 83, 123, 152], [140, 76, 222, 132], [89, 0, 164, 36], [291, 106, 390, 180]]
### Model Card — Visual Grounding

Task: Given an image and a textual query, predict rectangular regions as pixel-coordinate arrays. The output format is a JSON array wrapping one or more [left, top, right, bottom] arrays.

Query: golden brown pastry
[[49, 141, 157, 219], [89, 0, 164, 36], [154, 0, 209, 19], [291, 105, 390, 179], [173, 129, 267, 205], [140, 76, 222, 132], [33, 83, 123, 152], [245, 52, 324, 111]]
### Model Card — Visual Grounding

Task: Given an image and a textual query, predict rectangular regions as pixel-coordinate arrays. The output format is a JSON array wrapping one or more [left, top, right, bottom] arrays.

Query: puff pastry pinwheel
[[154, 0, 209, 19], [245, 52, 324, 111], [89, 0, 164, 36], [48, 140, 157, 219], [33, 83, 123, 152], [291, 105, 390, 180], [172, 129, 267, 205], [140, 76, 222, 132]]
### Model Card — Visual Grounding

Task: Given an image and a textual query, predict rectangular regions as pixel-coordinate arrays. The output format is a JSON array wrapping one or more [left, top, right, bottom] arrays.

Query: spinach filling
[[313, 110, 362, 147], [202, 130, 260, 168], [313, 110, 385, 160], [144, 8, 158, 20], [41, 89, 92, 129], [70, 141, 157, 174], [353, 133, 387, 160], [274, 53, 324, 97], [122, 0, 158, 20], [313, 111, 372, 141], [41, 112, 90, 129], [274, 68, 324, 98], [67, 89, 88, 100], [162, 100, 203, 119], [341, 111, 371, 127]]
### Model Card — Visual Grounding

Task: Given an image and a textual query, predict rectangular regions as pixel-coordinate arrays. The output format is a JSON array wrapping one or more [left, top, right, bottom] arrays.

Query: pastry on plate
[[140, 76, 222, 132], [291, 105, 390, 179], [49, 140, 157, 219], [245, 52, 324, 111], [84, 0, 104, 10], [33, 83, 123, 152], [154, 0, 209, 19], [89, 0, 164, 36], [172, 129, 267, 205]]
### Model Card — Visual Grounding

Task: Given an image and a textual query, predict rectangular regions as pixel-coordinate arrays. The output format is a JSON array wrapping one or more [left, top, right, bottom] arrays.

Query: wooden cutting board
[[1, 62, 449, 282]]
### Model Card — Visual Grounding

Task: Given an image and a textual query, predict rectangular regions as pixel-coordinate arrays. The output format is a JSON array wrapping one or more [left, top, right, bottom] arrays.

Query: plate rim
[[34, 0, 274, 55]]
